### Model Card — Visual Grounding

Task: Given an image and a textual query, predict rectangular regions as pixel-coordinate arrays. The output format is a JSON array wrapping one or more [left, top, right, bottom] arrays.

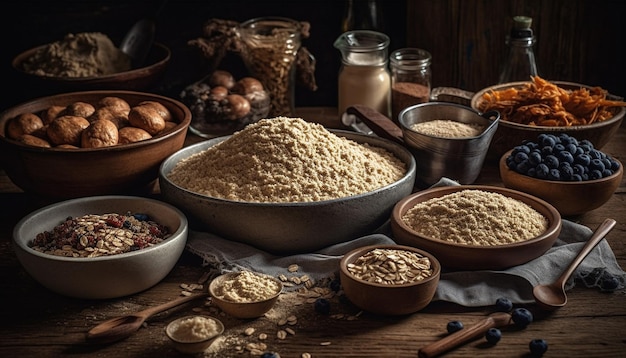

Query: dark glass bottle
[[341, 0, 382, 32], [498, 16, 538, 83]]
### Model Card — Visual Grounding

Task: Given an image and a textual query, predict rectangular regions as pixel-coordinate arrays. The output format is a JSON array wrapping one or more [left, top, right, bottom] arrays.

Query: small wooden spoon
[[532, 218, 616, 311], [418, 312, 512, 358], [86, 292, 209, 344]]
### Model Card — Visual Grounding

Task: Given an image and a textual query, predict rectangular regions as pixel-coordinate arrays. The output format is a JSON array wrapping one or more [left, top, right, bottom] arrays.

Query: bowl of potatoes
[[0, 90, 191, 198]]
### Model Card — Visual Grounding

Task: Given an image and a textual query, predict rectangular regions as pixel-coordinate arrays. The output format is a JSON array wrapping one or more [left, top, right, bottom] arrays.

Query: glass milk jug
[[334, 30, 391, 124]]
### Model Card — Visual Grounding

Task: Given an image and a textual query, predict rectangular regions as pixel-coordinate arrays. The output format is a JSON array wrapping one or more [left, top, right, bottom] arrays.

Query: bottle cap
[[511, 16, 533, 39]]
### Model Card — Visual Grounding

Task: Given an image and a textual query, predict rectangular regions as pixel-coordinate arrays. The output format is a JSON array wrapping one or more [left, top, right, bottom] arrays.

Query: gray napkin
[[185, 179, 625, 307]]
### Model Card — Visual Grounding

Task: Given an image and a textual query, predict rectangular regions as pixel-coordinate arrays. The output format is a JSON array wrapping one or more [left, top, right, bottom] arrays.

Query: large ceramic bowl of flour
[[159, 117, 416, 254]]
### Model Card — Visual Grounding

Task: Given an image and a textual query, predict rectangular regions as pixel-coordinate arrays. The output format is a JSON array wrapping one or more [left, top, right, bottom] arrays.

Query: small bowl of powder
[[165, 315, 224, 354], [208, 271, 283, 319]]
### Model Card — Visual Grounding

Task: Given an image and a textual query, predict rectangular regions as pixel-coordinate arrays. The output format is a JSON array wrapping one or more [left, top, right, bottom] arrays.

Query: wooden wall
[[406, 0, 625, 98]]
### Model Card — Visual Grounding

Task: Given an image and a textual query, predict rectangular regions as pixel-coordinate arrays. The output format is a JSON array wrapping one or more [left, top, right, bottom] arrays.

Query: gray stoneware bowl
[[159, 130, 416, 254], [12, 196, 188, 299]]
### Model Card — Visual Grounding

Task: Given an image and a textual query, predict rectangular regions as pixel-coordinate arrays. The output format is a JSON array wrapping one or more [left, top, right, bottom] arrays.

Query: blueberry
[[526, 167, 537, 177], [548, 169, 560, 180], [260, 353, 281, 358], [602, 158, 613, 170], [513, 145, 531, 155], [573, 163, 587, 175], [579, 139, 594, 148], [575, 153, 591, 166], [495, 297, 513, 312], [588, 149, 603, 160], [511, 308, 533, 328], [553, 143, 565, 153], [535, 164, 549, 179], [574, 146, 584, 156], [329, 279, 341, 292], [514, 151, 529, 164], [589, 169, 603, 180], [314, 298, 331, 314], [529, 339, 548, 356], [516, 160, 531, 174], [564, 143, 578, 155], [132, 213, 150, 221], [600, 272, 620, 292], [541, 146, 554, 156], [559, 162, 573, 180], [609, 158, 620, 171], [571, 174, 582, 181], [590, 158, 605, 172], [485, 328, 502, 344], [557, 150, 574, 164], [446, 320, 464, 334], [507, 157, 518, 170], [528, 151, 543, 166], [544, 155, 559, 169], [602, 169, 614, 177]]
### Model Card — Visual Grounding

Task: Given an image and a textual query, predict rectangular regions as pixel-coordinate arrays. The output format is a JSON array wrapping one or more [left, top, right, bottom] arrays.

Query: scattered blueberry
[[446, 320, 464, 334], [329, 279, 341, 292], [260, 352, 281, 358], [133, 213, 150, 221], [314, 298, 331, 314], [511, 308, 533, 328], [599, 272, 621, 292], [485, 328, 502, 344], [529, 339, 548, 356], [495, 297, 513, 312]]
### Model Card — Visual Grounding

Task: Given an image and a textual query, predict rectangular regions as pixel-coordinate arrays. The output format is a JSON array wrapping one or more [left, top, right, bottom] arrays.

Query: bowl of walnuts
[[180, 70, 270, 137], [0, 90, 191, 198], [500, 133, 623, 216]]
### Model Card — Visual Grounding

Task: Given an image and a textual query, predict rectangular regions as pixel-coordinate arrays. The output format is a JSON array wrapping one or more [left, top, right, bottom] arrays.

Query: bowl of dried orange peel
[[471, 76, 626, 161]]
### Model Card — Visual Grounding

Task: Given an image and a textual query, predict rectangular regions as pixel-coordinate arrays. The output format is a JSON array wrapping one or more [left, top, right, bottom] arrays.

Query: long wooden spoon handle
[[554, 218, 616, 288], [418, 312, 512, 358], [346, 105, 405, 145], [136, 292, 209, 318]]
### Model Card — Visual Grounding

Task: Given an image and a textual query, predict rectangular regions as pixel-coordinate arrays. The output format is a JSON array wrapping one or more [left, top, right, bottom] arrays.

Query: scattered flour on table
[[401, 189, 548, 246], [167, 117, 407, 203], [410, 119, 485, 138]]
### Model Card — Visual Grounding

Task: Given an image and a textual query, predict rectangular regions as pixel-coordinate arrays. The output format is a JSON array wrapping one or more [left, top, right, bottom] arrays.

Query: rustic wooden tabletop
[[0, 107, 624, 358]]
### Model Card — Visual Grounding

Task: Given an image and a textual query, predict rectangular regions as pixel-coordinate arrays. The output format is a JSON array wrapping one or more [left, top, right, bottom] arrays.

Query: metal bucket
[[399, 102, 499, 186]]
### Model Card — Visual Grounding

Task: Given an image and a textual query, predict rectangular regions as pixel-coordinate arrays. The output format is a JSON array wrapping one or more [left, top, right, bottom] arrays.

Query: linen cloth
[[185, 179, 625, 307]]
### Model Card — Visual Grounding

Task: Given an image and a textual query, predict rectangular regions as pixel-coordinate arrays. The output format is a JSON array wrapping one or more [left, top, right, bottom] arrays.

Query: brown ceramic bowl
[[0, 90, 191, 198], [208, 272, 283, 319], [471, 81, 625, 162], [500, 150, 623, 216], [11, 42, 171, 95], [339, 244, 440, 315], [391, 185, 562, 271]]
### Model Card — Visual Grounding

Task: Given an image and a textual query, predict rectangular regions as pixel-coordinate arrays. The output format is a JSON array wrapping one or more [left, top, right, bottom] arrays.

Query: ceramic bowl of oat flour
[[159, 117, 416, 254], [12, 196, 188, 299], [391, 185, 562, 270]]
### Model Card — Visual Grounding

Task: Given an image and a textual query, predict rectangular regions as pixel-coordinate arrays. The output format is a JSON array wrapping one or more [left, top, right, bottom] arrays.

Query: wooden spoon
[[532, 218, 616, 311], [86, 292, 208, 344], [418, 312, 512, 358]]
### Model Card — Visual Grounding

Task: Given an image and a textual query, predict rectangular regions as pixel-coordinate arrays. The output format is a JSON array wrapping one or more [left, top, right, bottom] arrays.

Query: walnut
[[81, 119, 119, 148], [46, 115, 90, 146], [118, 126, 152, 144], [137, 101, 173, 122], [7, 113, 44, 140], [41, 105, 65, 124], [63, 101, 96, 118], [89, 107, 129, 128], [128, 105, 166, 135], [97, 96, 131, 115], [18, 134, 51, 148]]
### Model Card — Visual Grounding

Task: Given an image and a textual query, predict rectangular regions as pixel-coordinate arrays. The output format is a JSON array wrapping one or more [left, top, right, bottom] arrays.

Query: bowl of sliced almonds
[[339, 244, 440, 315]]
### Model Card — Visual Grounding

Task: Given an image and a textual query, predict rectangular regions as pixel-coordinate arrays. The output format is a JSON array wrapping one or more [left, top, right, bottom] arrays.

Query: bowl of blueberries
[[500, 133, 623, 216]]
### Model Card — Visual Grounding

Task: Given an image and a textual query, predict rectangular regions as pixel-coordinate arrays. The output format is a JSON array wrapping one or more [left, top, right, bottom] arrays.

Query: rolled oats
[[346, 248, 434, 285]]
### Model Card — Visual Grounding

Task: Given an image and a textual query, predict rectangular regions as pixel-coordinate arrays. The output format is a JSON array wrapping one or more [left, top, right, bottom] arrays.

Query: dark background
[[1, 0, 624, 114]]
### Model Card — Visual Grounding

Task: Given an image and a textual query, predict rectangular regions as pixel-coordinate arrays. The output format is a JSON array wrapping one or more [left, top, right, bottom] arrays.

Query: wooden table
[[1, 108, 624, 358]]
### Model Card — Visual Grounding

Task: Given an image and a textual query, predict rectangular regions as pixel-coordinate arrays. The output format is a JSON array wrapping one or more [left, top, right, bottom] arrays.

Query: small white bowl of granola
[[12, 195, 188, 299]]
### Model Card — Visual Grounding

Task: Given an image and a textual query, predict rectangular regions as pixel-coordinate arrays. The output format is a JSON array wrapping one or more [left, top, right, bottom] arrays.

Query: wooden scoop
[[86, 292, 208, 344]]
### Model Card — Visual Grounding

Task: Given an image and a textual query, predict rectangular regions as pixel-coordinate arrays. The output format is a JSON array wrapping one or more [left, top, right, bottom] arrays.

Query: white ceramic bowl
[[12, 195, 188, 299]]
